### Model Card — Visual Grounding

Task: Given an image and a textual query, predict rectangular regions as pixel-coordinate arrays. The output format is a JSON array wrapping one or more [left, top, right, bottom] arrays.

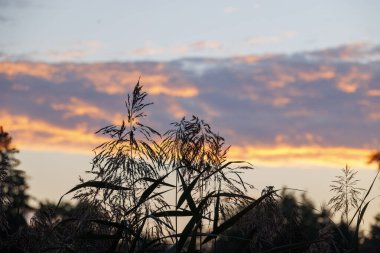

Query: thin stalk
[[345, 173, 348, 225], [213, 176, 218, 253], [199, 175, 204, 253], [175, 169, 178, 252]]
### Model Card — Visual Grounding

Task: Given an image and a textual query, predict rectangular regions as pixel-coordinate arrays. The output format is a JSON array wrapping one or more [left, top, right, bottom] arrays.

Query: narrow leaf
[[203, 189, 278, 244], [57, 181, 130, 207]]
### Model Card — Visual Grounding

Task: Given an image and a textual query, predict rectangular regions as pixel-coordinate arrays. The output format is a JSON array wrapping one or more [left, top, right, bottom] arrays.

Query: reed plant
[[55, 81, 275, 253]]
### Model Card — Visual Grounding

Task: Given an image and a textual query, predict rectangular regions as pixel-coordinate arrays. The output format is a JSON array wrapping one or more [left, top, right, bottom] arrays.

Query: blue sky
[[1, 0, 380, 62]]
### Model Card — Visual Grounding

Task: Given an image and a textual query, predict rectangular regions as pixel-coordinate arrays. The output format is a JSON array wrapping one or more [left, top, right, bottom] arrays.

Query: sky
[[1, 0, 380, 231], [1, 0, 380, 62]]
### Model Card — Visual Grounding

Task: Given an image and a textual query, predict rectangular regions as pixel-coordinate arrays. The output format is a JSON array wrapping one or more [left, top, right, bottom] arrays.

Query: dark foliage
[[0, 126, 30, 251]]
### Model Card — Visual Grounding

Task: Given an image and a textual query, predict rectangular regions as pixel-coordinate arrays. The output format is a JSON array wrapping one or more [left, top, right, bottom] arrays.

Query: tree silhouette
[[0, 126, 14, 232], [368, 151, 380, 170], [0, 126, 30, 251], [360, 213, 380, 253]]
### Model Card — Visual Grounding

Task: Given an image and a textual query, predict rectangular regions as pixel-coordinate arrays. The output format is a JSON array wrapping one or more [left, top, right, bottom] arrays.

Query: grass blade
[[152, 210, 193, 217], [57, 181, 130, 207], [177, 172, 197, 212], [349, 170, 379, 226], [203, 189, 278, 244]]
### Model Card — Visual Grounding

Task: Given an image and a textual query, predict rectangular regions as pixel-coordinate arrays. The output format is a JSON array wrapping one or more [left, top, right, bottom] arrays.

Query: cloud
[[247, 32, 297, 45], [228, 145, 373, 169], [336, 66, 370, 93], [132, 40, 222, 56], [51, 97, 113, 121], [223, 6, 239, 14], [132, 47, 165, 56], [357, 100, 380, 122], [75, 65, 198, 97], [1, 43, 380, 168], [272, 97, 291, 107], [166, 98, 188, 119], [2, 106, 374, 169], [305, 42, 380, 62], [1, 110, 107, 153], [256, 66, 296, 88], [367, 89, 380, 96], [233, 54, 277, 65], [0, 62, 199, 97], [147, 84, 198, 97], [0, 62, 58, 80], [296, 66, 336, 82]]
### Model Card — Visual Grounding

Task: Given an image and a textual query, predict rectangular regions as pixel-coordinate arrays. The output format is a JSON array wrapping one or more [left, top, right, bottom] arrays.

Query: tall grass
[[55, 81, 269, 253], [328, 165, 364, 225]]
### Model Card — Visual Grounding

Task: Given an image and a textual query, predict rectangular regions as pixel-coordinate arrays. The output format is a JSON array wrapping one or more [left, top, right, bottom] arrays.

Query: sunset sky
[[1, 0, 380, 230]]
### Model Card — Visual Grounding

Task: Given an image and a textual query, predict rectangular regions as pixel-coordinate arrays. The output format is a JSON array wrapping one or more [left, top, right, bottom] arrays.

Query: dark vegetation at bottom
[[1, 81, 380, 253]]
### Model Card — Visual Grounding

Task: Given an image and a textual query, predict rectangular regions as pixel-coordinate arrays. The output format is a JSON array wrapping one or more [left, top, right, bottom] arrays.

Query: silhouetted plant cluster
[[0, 126, 32, 250], [0, 81, 380, 253]]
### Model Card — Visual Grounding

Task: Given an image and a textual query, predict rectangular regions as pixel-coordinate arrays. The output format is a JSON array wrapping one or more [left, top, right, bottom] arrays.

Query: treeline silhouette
[[1, 82, 380, 253]]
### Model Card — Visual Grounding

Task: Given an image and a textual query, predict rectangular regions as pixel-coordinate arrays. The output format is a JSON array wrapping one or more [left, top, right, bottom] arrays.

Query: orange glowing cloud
[[228, 145, 374, 169], [1, 110, 107, 153], [77, 66, 141, 94], [234, 54, 275, 64], [51, 97, 113, 121], [0, 62, 198, 98], [0, 62, 58, 80], [257, 65, 336, 90], [272, 97, 291, 107], [73, 65, 198, 97], [297, 66, 336, 82], [167, 99, 188, 119], [367, 89, 380, 96], [0, 111, 376, 169], [148, 84, 198, 97], [368, 112, 380, 120], [336, 67, 370, 93], [256, 66, 295, 88]]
